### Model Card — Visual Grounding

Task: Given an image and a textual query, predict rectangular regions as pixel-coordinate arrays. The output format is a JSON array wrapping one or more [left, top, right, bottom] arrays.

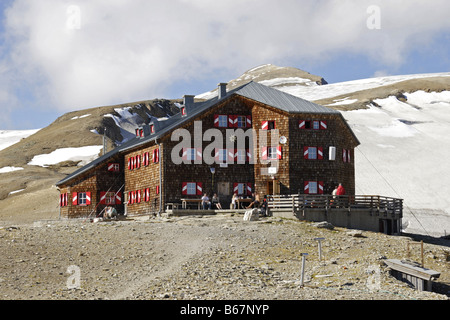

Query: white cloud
[[1, 0, 449, 116]]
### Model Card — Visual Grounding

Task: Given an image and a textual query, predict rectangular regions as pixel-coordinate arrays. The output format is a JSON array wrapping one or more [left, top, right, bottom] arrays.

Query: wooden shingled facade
[[56, 81, 359, 218]]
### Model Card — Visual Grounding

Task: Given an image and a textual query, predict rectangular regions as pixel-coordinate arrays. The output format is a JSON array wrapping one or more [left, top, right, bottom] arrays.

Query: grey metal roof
[[233, 81, 339, 114], [56, 81, 345, 186]]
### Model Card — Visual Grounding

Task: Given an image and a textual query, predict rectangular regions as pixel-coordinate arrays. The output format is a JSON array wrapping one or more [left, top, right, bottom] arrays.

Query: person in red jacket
[[336, 183, 346, 196]]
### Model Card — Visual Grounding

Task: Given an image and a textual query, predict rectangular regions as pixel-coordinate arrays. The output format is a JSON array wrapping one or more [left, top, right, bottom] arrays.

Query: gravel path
[[1, 213, 449, 301]]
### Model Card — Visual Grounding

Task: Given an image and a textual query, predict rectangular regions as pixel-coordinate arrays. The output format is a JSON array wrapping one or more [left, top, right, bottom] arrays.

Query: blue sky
[[0, 0, 449, 130]]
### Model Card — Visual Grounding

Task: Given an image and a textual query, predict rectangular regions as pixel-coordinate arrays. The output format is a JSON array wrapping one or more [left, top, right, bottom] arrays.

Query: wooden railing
[[267, 194, 403, 216]]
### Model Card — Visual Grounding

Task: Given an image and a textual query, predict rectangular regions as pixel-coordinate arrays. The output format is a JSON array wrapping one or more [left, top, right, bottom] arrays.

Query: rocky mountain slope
[[1, 64, 449, 238]]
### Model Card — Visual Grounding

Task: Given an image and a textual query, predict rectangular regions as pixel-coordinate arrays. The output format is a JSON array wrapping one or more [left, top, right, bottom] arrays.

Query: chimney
[[183, 95, 195, 107], [218, 83, 227, 100], [182, 95, 195, 117]]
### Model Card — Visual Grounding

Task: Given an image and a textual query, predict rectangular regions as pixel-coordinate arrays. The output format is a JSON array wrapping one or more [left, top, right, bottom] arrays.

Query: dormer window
[[135, 128, 144, 138], [181, 107, 187, 116], [150, 125, 155, 134]]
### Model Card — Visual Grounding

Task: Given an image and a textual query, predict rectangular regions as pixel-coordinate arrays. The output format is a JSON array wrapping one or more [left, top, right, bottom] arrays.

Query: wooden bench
[[181, 198, 203, 210]]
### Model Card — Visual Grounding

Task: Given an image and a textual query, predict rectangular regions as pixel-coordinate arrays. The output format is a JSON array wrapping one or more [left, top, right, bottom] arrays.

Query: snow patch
[[0, 129, 40, 151], [0, 166, 24, 173], [71, 114, 91, 120], [28, 146, 103, 167]]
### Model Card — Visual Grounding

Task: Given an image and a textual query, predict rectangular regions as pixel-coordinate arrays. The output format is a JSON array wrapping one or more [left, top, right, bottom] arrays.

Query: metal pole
[[300, 253, 308, 287], [314, 238, 325, 261]]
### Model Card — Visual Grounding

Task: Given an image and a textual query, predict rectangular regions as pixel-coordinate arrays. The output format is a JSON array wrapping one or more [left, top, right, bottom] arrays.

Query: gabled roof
[[56, 81, 353, 186]]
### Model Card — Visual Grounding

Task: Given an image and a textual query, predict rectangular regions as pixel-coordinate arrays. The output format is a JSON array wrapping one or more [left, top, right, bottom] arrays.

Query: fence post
[[300, 253, 308, 287]]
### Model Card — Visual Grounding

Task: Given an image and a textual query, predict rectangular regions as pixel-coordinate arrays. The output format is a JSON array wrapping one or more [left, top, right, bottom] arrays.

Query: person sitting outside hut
[[202, 193, 212, 210], [212, 193, 222, 210], [246, 193, 260, 209], [230, 193, 238, 209]]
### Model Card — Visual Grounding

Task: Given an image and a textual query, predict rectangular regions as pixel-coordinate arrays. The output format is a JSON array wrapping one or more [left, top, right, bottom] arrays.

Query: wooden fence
[[267, 194, 403, 216]]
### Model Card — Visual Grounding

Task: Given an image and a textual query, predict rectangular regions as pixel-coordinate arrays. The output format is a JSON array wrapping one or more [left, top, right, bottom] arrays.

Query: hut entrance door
[[218, 182, 230, 197], [266, 179, 280, 195]]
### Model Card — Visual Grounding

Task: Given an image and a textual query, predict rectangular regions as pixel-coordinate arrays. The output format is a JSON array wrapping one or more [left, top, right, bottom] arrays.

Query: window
[[108, 163, 120, 172], [299, 120, 327, 130], [182, 148, 201, 162], [304, 181, 324, 194], [267, 147, 277, 160], [262, 120, 276, 130], [304, 146, 324, 160], [236, 116, 247, 128], [186, 148, 196, 161], [215, 149, 227, 163], [233, 182, 252, 196], [236, 149, 246, 163], [182, 182, 203, 196], [218, 115, 228, 127], [308, 147, 317, 160], [181, 107, 187, 116], [100, 192, 122, 205], [262, 146, 282, 160], [343, 149, 351, 163], [79, 192, 87, 205], [72, 192, 91, 206]]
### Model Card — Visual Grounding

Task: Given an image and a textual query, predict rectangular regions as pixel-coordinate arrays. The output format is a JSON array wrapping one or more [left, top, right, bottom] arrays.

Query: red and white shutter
[[261, 147, 268, 160], [214, 148, 220, 163], [318, 181, 324, 194], [246, 149, 252, 163], [196, 148, 202, 161], [320, 121, 327, 130], [214, 115, 220, 127], [156, 185, 160, 195], [100, 192, 107, 205], [196, 183, 203, 196], [318, 147, 324, 160], [304, 182, 310, 194], [59, 194, 63, 207], [299, 120, 306, 129], [261, 120, 269, 130], [246, 183, 252, 196], [115, 192, 122, 205], [347, 150, 351, 163], [85, 192, 91, 205], [233, 183, 239, 195], [228, 115, 236, 128], [277, 146, 282, 160], [182, 182, 188, 195], [343, 149, 347, 163], [136, 190, 141, 203], [303, 147, 309, 160], [228, 149, 236, 163], [182, 148, 188, 162], [107, 163, 115, 172], [136, 155, 141, 169], [246, 115, 252, 128], [153, 149, 160, 163], [72, 192, 78, 206]]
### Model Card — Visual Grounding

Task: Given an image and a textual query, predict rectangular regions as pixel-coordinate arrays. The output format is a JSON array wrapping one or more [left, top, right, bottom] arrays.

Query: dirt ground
[[1, 212, 449, 302]]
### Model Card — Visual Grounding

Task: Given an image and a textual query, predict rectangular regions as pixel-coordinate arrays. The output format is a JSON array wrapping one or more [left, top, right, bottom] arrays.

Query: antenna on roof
[[103, 127, 107, 155]]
